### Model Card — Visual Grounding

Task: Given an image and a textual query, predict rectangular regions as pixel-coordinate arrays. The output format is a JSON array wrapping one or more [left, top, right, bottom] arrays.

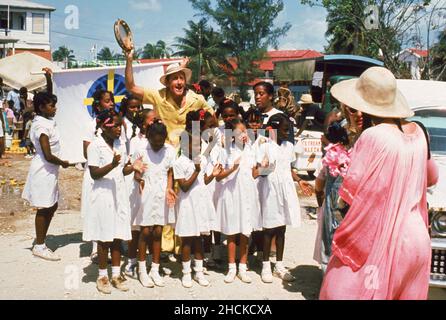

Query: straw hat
[[160, 63, 192, 86], [298, 93, 315, 105], [330, 67, 414, 119]]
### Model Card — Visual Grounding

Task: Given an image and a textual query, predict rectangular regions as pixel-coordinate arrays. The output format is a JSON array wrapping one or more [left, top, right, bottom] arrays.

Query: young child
[[120, 95, 143, 153], [254, 113, 313, 283], [22, 92, 70, 261], [124, 108, 156, 279], [173, 130, 222, 288], [133, 120, 177, 288], [81, 90, 115, 262], [215, 118, 262, 284], [23, 112, 36, 159], [82, 110, 145, 294]]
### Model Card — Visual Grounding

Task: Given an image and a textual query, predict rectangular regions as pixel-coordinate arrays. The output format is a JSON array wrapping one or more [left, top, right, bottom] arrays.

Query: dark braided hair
[[221, 99, 240, 116], [185, 109, 213, 133], [94, 109, 118, 136], [33, 92, 57, 116], [243, 107, 264, 126], [267, 113, 293, 144], [146, 119, 167, 140]]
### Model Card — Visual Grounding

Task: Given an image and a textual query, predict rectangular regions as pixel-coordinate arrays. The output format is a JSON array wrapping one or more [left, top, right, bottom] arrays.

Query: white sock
[[262, 261, 271, 272], [111, 266, 120, 278], [239, 263, 247, 272], [138, 261, 147, 274], [98, 269, 108, 278], [92, 241, 98, 252], [151, 262, 160, 273], [228, 263, 237, 271], [182, 260, 192, 274], [194, 259, 204, 272], [129, 258, 137, 266], [34, 243, 46, 251]]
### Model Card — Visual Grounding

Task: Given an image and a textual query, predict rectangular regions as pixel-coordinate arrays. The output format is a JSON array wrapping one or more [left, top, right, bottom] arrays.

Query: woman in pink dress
[[319, 67, 439, 300]]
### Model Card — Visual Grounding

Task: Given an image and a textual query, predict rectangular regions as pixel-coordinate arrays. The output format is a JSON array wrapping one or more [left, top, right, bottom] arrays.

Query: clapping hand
[[212, 164, 223, 177], [132, 156, 148, 174], [298, 180, 314, 197], [112, 152, 121, 168]]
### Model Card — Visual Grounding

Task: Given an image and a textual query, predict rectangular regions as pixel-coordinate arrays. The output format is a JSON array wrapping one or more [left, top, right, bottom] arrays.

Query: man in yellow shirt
[[125, 51, 213, 146]]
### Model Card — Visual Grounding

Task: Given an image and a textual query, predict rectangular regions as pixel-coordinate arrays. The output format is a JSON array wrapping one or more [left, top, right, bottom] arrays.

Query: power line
[[51, 30, 116, 44]]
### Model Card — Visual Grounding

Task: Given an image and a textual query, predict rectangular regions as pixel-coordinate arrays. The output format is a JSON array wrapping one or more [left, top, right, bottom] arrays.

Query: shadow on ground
[[283, 265, 323, 300]]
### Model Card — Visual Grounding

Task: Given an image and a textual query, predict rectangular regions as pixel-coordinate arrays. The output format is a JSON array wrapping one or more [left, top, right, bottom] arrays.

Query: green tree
[[141, 40, 173, 59], [52, 46, 76, 68], [190, 0, 291, 96], [97, 47, 120, 60], [173, 18, 233, 81], [301, 0, 434, 77], [429, 28, 446, 80]]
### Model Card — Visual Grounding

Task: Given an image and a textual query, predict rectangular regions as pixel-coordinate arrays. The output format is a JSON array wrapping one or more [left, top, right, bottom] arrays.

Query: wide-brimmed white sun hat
[[160, 63, 192, 86], [298, 93, 315, 105], [330, 67, 414, 119]]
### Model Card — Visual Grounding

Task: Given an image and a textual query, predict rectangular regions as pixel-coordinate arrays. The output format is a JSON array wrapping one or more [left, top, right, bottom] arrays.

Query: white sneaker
[[238, 270, 252, 284], [224, 268, 237, 283], [139, 272, 155, 288], [124, 264, 137, 279], [182, 273, 193, 288], [273, 265, 295, 282], [150, 270, 165, 287], [261, 269, 273, 283], [194, 272, 210, 287], [32, 246, 61, 261]]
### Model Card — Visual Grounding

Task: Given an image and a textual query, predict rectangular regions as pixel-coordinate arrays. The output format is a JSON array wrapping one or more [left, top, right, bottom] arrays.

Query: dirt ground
[[0, 155, 445, 300]]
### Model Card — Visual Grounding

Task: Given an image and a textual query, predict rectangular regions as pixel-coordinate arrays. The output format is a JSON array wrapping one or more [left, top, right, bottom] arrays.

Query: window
[[0, 11, 26, 31], [32, 13, 44, 34]]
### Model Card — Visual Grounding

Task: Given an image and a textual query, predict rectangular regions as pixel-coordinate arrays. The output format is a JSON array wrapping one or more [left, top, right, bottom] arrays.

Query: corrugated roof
[[0, 0, 55, 11]]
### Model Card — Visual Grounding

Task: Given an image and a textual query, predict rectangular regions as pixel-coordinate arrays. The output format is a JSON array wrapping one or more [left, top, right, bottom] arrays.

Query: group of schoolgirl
[[22, 84, 308, 295]]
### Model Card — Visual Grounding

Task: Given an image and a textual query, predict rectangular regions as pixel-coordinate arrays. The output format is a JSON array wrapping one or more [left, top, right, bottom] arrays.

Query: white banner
[[53, 61, 179, 163]]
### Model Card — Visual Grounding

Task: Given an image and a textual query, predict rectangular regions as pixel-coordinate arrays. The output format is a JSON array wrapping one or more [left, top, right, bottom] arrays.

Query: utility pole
[[197, 26, 202, 82]]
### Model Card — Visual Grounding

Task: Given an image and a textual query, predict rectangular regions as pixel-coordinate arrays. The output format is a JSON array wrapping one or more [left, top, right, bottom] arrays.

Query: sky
[[38, 0, 328, 60]]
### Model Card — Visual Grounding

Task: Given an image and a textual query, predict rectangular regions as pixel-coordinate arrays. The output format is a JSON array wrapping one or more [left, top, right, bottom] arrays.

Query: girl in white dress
[[124, 108, 156, 279], [83, 110, 145, 294], [119, 95, 142, 154], [22, 92, 70, 262], [254, 113, 313, 284], [133, 121, 177, 288], [174, 131, 222, 288], [81, 90, 115, 262], [215, 118, 262, 284]]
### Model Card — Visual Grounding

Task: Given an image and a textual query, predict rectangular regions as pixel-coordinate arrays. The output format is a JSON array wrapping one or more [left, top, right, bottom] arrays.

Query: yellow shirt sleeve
[[142, 88, 159, 106]]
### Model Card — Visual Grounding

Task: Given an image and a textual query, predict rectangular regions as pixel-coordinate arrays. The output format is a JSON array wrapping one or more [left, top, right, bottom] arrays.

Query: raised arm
[[125, 48, 144, 99]]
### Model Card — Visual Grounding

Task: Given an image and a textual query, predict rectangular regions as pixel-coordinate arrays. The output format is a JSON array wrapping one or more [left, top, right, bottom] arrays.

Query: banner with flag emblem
[[53, 61, 180, 163]]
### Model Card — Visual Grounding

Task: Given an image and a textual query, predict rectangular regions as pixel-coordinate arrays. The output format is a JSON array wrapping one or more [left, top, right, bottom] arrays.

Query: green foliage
[[52, 46, 75, 63], [429, 28, 446, 80], [141, 40, 173, 59], [173, 18, 233, 82], [190, 0, 291, 93]]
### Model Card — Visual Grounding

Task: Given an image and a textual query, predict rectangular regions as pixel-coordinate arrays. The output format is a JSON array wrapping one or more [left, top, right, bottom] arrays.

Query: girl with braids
[[254, 113, 313, 284], [83, 110, 146, 294], [214, 118, 262, 284], [22, 92, 70, 261], [173, 125, 222, 288], [133, 120, 177, 288], [124, 108, 156, 279], [81, 89, 115, 262], [119, 95, 143, 153]]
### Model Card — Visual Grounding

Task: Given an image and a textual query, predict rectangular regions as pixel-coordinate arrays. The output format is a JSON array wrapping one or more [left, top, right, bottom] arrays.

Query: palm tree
[[97, 47, 116, 60], [141, 40, 173, 59], [52, 46, 76, 68], [173, 18, 233, 81]]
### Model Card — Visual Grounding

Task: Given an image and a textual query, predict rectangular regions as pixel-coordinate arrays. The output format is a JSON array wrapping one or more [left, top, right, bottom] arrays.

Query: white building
[[0, 0, 55, 60], [398, 48, 429, 80]]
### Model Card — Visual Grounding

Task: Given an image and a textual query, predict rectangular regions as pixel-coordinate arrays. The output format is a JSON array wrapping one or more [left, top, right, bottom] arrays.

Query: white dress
[[133, 143, 176, 227], [121, 117, 140, 154], [82, 135, 132, 242], [22, 116, 61, 208], [173, 155, 217, 237], [256, 139, 302, 229], [126, 133, 147, 228], [80, 117, 97, 219], [216, 143, 262, 236]]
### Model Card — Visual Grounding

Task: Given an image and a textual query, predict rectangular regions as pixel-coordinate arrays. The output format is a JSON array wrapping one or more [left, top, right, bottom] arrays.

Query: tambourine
[[114, 19, 134, 53]]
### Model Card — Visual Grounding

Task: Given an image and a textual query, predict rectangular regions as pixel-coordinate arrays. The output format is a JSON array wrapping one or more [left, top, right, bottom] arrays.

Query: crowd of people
[[14, 51, 439, 300]]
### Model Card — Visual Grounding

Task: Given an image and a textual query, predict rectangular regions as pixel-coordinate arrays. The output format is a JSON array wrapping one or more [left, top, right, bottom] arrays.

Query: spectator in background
[[23, 111, 36, 159], [211, 87, 226, 118], [7, 89, 20, 117], [0, 101, 6, 160], [0, 77, 5, 101], [296, 93, 326, 135], [4, 100, 16, 135]]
